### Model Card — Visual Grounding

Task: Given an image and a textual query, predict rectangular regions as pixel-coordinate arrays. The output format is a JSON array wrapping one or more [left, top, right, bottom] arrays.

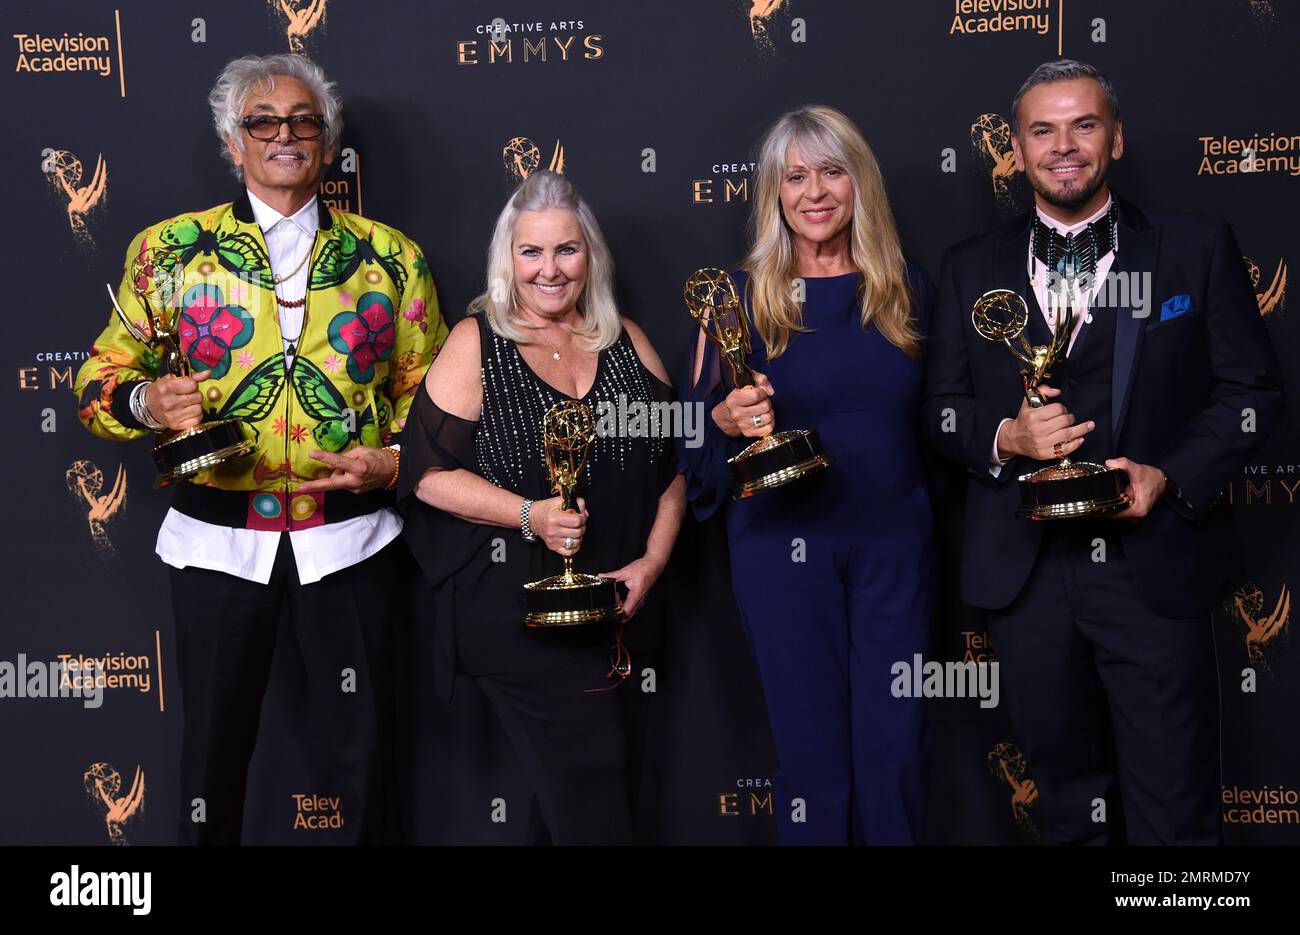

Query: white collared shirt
[[154, 189, 402, 585], [251, 188, 316, 363]]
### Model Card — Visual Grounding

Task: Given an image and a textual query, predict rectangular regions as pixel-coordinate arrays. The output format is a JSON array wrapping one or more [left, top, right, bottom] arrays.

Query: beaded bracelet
[[383, 446, 400, 491]]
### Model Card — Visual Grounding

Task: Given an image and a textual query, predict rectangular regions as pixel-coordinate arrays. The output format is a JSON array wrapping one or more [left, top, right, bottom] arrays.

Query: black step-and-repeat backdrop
[[1, 0, 1296, 844]]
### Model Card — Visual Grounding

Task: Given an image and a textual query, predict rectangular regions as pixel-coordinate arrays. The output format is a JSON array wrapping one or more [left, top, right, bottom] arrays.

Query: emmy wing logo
[[748, 0, 787, 49], [988, 742, 1039, 836], [1245, 256, 1287, 316], [1225, 582, 1291, 666], [269, 0, 328, 53], [66, 460, 126, 552], [44, 148, 107, 242], [970, 114, 1019, 204], [503, 136, 565, 180], [85, 762, 145, 845]]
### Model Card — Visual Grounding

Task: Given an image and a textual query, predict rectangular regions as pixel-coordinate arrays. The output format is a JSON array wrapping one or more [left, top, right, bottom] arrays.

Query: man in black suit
[[923, 59, 1283, 844]]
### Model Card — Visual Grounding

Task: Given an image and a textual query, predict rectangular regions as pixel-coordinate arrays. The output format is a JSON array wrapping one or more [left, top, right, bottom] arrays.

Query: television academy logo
[[503, 136, 566, 180], [949, 0, 1054, 38], [293, 793, 344, 829], [43, 148, 107, 243], [1197, 131, 1300, 178], [320, 148, 363, 215], [12, 8, 126, 97], [970, 113, 1020, 206], [1223, 582, 1291, 667], [1245, 255, 1287, 316], [67, 460, 126, 552], [988, 742, 1038, 836], [84, 761, 145, 845], [268, 0, 328, 53]]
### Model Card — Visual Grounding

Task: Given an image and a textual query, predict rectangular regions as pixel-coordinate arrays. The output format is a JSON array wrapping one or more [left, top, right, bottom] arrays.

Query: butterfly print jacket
[[75, 194, 447, 502]]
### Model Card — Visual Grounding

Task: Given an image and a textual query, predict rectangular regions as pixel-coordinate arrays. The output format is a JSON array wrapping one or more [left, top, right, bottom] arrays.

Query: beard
[[1028, 163, 1107, 211]]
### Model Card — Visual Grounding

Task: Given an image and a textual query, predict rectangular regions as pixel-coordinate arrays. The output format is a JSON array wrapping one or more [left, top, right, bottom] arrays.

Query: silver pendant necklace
[[536, 325, 565, 361]]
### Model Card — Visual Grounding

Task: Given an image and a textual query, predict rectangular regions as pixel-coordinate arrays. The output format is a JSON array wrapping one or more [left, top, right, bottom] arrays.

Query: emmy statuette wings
[[105, 246, 255, 487], [683, 267, 831, 499], [971, 288, 1129, 520], [521, 399, 622, 627]]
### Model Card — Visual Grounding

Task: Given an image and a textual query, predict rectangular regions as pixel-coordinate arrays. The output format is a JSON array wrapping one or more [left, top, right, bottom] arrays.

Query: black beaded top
[[397, 312, 678, 679], [475, 314, 671, 490]]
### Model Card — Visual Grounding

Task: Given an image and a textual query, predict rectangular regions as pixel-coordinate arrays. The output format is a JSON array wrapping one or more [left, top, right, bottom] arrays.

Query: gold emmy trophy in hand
[[522, 400, 622, 627], [971, 288, 1129, 519], [105, 247, 255, 487], [684, 268, 831, 499]]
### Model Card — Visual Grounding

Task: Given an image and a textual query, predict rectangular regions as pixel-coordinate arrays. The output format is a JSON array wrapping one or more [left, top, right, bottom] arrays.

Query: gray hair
[[208, 53, 343, 179], [1011, 58, 1120, 133], [469, 170, 622, 352]]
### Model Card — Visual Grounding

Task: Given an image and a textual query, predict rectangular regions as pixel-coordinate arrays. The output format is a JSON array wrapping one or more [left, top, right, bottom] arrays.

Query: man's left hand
[[297, 448, 395, 494], [1105, 457, 1167, 520]]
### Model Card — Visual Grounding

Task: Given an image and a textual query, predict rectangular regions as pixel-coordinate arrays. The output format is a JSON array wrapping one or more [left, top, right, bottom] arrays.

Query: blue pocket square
[[1160, 294, 1193, 321]]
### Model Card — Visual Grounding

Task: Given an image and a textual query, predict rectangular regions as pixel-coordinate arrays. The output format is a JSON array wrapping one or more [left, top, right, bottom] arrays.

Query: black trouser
[[986, 526, 1221, 845], [169, 536, 401, 845], [474, 657, 632, 845]]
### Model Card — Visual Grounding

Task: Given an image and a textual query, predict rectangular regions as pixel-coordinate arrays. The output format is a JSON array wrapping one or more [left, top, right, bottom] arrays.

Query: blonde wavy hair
[[469, 170, 621, 352], [744, 104, 919, 359]]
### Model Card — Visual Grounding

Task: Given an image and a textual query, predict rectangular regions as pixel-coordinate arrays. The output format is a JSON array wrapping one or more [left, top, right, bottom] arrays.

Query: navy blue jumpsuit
[[679, 268, 933, 844]]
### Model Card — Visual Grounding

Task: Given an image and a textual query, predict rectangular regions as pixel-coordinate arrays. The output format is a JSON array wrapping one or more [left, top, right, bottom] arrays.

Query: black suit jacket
[[922, 197, 1284, 617]]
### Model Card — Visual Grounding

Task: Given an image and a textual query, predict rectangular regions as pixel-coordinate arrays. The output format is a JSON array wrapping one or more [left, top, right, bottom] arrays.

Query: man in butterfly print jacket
[[73, 54, 447, 844]]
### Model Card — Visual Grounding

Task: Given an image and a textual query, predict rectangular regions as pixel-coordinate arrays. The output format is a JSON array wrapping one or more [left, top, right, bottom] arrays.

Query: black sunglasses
[[240, 114, 327, 141]]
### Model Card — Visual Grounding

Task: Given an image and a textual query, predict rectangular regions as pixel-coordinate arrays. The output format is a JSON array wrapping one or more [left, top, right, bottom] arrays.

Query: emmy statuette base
[[523, 573, 622, 628], [1016, 462, 1131, 521], [153, 419, 256, 488], [729, 428, 831, 500]]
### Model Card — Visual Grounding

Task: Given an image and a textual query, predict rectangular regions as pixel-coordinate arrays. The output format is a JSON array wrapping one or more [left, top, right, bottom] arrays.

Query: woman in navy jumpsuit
[[678, 105, 933, 845]]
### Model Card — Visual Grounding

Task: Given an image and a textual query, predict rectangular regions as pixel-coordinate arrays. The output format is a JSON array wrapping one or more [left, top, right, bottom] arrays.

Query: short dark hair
[[1011, 58, 1121, 133]]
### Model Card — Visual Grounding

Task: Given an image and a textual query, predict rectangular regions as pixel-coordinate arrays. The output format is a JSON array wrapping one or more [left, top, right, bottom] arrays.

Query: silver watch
[[520, 498, 537, 542]]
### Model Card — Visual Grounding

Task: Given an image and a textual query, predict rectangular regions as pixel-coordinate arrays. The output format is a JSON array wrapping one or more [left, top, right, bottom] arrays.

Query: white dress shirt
[[154, 189, 403, 585], [990, 196, 1117, 474]]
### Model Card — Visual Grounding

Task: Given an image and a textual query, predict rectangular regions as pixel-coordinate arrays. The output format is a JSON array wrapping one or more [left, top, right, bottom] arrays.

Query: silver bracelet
[[130, 381, 166, 431], [520, 498, 537, 542]]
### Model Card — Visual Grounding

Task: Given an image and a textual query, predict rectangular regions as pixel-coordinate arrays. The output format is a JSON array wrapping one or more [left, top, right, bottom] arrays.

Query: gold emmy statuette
[[522, 400, 621, 627], [684, 268, 831, 499], [971, 288, 1129, 520], [105, 247, 255, 487]]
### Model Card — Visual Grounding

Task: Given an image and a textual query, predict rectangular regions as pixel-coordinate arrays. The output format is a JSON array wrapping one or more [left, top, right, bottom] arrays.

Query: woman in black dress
[[397, 170, 684, 844]]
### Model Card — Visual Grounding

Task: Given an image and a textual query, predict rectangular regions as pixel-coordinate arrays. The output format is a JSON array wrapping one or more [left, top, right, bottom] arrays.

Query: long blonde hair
[[468, 170, 621, 351], [745, 104, 919, 359]]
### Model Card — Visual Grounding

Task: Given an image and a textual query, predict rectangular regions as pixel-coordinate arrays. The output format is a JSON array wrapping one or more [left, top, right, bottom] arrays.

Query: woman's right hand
[[712, 371, 776, 438], [531, 495, 588, 558]]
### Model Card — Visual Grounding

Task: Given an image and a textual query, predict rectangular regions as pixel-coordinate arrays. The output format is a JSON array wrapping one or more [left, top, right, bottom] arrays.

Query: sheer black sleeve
[[396, 380, 496, 589], [395, 380, 478, 504]]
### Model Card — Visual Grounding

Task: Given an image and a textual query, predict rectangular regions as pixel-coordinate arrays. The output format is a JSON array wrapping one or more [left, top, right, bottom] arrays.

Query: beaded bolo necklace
[[1030, 199, 1120, 305]]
